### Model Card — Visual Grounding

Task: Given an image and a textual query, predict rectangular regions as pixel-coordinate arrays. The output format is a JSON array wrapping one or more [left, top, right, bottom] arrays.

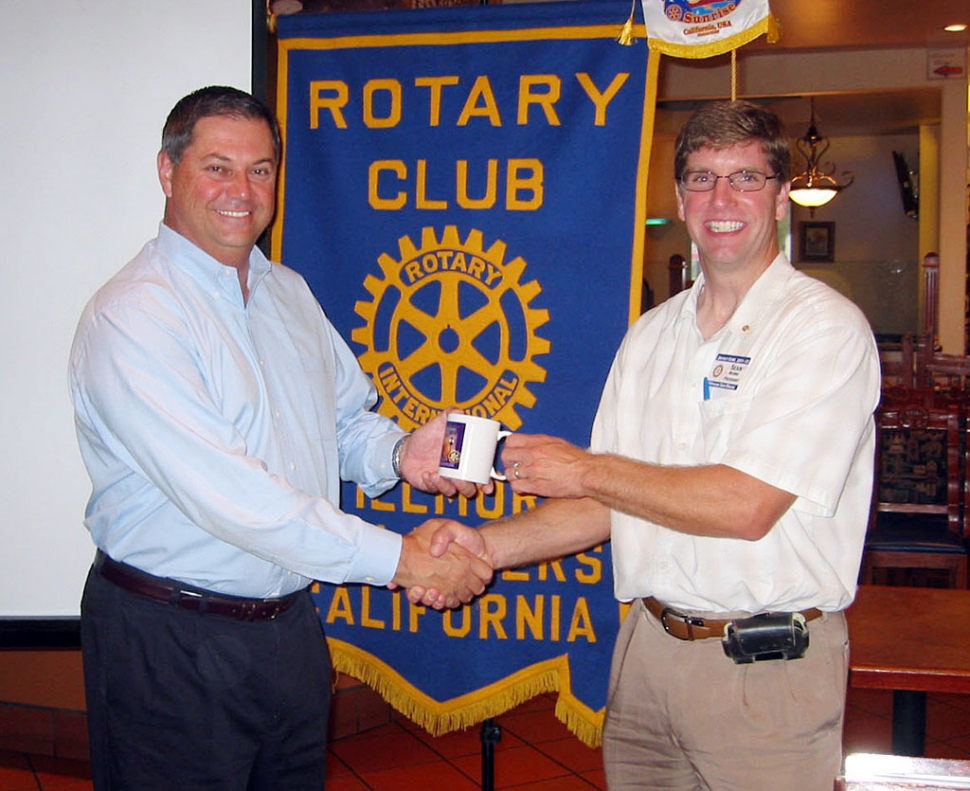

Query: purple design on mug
[[440, 422, 466, 470]]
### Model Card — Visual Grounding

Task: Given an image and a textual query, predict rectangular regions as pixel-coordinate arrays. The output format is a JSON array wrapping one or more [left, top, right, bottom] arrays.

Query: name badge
[[704, 353, 751, 398]]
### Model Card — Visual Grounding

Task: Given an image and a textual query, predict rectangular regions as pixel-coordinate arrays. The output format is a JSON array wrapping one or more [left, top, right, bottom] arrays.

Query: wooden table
[[846, 585, 970, 756]]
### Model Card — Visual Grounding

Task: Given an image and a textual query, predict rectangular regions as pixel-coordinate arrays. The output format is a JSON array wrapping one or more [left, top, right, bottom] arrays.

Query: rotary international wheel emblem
[[352, 226, 551, 431]]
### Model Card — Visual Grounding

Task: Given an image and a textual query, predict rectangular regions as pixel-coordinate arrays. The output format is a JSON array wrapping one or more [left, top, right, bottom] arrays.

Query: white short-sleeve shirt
[[591, 255, 881, 613]]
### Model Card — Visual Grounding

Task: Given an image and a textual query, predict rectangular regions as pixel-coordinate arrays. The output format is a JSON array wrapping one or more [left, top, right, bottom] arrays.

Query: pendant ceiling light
[[789, 97, 854, 213]]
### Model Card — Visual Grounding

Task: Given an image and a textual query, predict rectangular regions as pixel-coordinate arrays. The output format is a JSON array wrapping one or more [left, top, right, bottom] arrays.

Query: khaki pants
[[603, 599, 848, 791]]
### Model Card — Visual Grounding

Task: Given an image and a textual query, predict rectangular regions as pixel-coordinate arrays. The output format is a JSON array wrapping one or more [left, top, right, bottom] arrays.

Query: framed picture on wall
[[798, 221, 835, 262]]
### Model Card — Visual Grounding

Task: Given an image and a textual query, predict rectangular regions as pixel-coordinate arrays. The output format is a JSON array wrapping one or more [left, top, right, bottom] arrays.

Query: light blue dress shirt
[[69, 224, 404, 597]]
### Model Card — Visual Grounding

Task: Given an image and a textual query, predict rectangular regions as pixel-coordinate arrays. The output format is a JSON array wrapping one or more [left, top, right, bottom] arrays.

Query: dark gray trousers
[[81, 566, 332, 791]]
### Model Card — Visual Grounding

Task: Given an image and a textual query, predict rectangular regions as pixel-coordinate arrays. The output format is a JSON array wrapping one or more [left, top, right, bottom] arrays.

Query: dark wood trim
[[0, 619, 81, 649]]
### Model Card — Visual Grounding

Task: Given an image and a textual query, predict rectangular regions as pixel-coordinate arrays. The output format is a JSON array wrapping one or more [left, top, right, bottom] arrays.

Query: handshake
[[390, 518, 493, 610], [388, 416, 596, 609]]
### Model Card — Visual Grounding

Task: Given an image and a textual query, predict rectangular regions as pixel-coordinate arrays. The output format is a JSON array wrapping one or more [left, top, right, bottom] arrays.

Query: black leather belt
[[95, 551, 303, 621], [643, 596, 823, 641]]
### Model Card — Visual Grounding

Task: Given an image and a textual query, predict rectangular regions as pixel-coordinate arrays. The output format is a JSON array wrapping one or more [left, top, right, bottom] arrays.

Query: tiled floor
[[3, 688, 970, 790]]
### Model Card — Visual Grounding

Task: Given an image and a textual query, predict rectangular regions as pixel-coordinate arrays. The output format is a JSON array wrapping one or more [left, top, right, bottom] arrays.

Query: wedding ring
[[513, 462, 521, 480]]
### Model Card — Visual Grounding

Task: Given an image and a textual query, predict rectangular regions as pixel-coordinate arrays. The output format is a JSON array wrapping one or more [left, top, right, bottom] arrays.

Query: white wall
[[0, 1, 252, 617], [790, 133, 921, 337]]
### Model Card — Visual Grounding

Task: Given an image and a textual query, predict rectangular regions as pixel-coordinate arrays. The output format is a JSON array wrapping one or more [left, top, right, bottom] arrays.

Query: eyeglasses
[[680, 170, 781, 193]]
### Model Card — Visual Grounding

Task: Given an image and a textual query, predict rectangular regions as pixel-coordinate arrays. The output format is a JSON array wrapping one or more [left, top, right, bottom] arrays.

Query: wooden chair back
[[879, 333, 915, 390], [860, 400, 968, 588], [873, 404, 962, 531], [919, 352, 970, 393]]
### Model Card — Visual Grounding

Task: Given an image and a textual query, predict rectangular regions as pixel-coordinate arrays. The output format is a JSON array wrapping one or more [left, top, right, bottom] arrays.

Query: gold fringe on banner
[[329, 638, 607, 746], [550, 661, 603, 748]]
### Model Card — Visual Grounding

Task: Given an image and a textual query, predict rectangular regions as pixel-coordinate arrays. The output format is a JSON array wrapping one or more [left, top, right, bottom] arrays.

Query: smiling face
[[675, 141, 790, 278], [157, 114, 278, 270]]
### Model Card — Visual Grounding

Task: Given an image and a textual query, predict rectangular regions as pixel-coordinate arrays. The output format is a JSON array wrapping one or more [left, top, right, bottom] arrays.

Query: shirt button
[[363, 577, 375, 584], [290, 462, 297, 471]]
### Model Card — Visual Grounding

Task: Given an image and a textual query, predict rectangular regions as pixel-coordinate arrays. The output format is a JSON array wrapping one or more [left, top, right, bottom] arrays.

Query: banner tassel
[[616, 0, 637, 45]]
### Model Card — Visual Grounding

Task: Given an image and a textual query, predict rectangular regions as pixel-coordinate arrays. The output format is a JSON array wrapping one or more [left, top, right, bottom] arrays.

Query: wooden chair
[[918, 352, 970, 393], [879, 333, 915, 389], [911, 333, 936, 381], [860, 402, 969, 588]]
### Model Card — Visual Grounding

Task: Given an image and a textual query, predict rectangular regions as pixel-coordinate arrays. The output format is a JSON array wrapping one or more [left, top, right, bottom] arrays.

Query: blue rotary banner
[[273, 1, 655, 746]]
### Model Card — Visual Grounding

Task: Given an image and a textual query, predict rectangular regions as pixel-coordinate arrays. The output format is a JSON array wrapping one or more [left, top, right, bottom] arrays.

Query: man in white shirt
[[410, 100, 881, 790]]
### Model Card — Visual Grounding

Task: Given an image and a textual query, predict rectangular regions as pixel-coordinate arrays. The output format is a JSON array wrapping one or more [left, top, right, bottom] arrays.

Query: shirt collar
[[728, 253, 794, 334], [156, 223, 272, 305], [679, 253, 794, 337]]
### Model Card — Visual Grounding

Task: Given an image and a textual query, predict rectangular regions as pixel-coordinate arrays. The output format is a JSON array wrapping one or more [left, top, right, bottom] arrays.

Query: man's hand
[[402, 518, 492, 609], [500, 433, 592, 499], [398, 411, 494, 498], [390, 519, 493, 610]]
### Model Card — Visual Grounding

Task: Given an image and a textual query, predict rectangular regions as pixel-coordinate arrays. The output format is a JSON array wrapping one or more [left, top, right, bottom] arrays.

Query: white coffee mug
[[439, 414, 512, 484]]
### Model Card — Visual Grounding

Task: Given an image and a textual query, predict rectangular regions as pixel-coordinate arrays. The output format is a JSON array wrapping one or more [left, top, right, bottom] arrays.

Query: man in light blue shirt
[[69, 85, 490, 790]]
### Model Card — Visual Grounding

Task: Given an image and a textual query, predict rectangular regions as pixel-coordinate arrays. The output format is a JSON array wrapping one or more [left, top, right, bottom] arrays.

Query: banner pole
[[480, 718, 502, 790]]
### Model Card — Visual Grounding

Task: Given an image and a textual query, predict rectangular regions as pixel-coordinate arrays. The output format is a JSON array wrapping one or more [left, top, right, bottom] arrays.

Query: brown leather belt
[[95, 551, 304, 622], [643, 596, 823, 641]]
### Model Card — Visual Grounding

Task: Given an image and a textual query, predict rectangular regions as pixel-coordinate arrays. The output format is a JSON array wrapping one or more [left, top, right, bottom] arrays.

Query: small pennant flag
[[641, 0, 778, 58]]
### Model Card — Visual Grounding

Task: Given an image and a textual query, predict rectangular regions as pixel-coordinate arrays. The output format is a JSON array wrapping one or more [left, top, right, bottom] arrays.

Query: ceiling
[[723, 0, 968, 137], [290, 0, 969, 50], [283, 0, 969, 137], [750, 0, 968, 52]]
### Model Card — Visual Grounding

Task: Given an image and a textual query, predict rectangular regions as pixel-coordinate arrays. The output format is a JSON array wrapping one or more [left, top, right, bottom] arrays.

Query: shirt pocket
[[698, 395, 754, 461]]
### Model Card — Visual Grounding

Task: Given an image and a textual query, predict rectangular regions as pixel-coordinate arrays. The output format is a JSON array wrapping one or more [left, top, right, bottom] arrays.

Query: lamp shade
[[789, 189, 837, 208], [789, 185, 839, 208], [789, 99, 852, 211]]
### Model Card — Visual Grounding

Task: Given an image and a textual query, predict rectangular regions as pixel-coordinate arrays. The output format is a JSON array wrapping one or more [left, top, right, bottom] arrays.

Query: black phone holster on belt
[[721, 612, 810, 664]]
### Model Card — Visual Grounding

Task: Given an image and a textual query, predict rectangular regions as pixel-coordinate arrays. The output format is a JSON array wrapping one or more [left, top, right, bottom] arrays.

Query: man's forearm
[[480, 496, 611, 570], [580, 454, 795, 541], [503, 433, 794, 541]]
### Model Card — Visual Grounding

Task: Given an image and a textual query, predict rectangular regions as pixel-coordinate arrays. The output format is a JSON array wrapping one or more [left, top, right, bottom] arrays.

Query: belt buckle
[[659, 606, 707, 641], [175, 589, 204, 610]]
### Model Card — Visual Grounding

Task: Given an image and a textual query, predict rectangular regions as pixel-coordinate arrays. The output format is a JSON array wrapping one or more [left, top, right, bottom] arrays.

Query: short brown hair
[[161, 86, 281, 165], [673, 100, 790, 184]]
